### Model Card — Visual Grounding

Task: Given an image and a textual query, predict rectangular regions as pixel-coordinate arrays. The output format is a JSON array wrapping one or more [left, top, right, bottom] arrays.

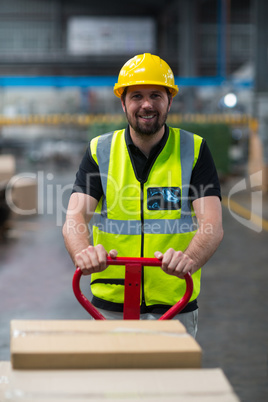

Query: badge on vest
[[147, 187, 181, 210]]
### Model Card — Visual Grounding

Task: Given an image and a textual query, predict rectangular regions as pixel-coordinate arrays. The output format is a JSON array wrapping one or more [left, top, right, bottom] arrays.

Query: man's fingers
[[108, 249, 118, 258], [75, 250, 92, 275], [154, 251, 163, 260], [161, 248, 177, 272], [86, 246, 100, 272], [75, 244, 108, 275], [94, 244, 108, 271], [159, 249, 194, 278]]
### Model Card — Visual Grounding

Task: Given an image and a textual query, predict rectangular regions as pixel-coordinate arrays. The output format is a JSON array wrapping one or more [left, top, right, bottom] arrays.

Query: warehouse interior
[[0, 1, 268, 401]]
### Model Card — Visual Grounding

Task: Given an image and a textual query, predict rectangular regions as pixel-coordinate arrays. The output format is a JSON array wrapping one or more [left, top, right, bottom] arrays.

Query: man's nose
[[141, 98, 153, 108]]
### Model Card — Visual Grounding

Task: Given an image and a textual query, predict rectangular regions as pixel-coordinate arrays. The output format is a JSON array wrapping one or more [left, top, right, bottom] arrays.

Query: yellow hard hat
[[114, 53, 179, 98]]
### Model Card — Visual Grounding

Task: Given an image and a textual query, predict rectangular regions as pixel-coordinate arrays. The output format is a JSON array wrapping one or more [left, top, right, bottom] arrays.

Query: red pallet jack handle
[[72, 256, 193, 321]]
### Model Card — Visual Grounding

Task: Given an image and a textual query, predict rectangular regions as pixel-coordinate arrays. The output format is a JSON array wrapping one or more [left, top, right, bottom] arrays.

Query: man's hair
[[121, 87, 173, 106], [121, 87, 128, 105]]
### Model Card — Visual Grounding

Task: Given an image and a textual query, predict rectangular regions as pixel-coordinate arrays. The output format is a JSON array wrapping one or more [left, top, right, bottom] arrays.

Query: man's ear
[[168, 96, 173, 112], [121, 97, 126, 112]]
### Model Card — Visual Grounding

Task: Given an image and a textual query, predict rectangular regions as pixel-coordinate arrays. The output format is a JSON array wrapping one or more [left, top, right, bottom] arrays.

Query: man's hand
[[75, 244, 117, 275], [154, 248, 196, 279], [154, 197, 223, 279]]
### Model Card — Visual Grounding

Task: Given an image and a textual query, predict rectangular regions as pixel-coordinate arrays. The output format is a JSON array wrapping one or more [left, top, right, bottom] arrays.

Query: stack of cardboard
[[248, 119, 267, 192], [0, 360, 241, 401], [0, 155, 16, 236], [2, 319, 241, 401], [0, 155, 15, 183], [8, 176, 37, 217], [10, 320, 201, 370], [0, 154, 37, 219]]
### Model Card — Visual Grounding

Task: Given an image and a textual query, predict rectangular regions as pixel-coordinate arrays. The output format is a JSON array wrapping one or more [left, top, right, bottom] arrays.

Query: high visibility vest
[[89, 127, 203, 307]]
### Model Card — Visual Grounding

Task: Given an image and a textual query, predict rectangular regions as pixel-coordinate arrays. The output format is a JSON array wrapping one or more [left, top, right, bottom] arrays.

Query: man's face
[[121, 85, 172, 136]]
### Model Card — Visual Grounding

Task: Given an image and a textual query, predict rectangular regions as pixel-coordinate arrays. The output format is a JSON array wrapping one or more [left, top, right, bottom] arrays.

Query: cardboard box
[[0, 155, 16, 183], [0, 361, 241, 402], [8, 176, 37, 217], [10, 320, 202, 370], [0, 361, 9, 401]]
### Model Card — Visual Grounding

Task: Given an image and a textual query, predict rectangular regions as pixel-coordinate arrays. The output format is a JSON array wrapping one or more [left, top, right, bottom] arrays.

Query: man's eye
[[131, 94, 142, 100]]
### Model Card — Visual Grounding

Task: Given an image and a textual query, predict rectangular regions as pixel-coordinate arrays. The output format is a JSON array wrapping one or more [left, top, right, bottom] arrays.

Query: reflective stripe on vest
[[90, 127, 203, 307]]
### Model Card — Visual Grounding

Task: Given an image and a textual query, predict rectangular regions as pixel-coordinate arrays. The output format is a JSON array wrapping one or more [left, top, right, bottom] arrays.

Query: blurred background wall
[[0, 0, 267, 224], [0, 0, 267, 180]]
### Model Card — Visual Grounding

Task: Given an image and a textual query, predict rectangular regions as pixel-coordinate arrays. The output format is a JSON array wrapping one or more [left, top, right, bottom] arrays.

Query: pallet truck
[[73, 256, 193, 320]]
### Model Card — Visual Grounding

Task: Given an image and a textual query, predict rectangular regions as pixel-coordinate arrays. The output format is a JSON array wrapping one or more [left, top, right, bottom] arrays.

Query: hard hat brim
[[113, 82, 179, 98]]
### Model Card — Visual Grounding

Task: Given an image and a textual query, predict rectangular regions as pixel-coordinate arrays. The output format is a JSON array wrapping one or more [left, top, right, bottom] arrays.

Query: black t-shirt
[[73, 125, 221, 202]]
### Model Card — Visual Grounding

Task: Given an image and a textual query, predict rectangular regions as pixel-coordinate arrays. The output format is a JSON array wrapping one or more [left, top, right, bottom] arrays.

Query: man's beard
[[125, 107, 169, 136]]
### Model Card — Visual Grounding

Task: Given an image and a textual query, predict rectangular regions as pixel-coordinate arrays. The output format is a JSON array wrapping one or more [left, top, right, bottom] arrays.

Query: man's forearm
[[62, 214, 91, 265], [184, 220, 224, 274]]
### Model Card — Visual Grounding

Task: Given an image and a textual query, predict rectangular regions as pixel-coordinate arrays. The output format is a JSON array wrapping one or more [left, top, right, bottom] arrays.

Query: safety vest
[[89, 127, 203, 308]]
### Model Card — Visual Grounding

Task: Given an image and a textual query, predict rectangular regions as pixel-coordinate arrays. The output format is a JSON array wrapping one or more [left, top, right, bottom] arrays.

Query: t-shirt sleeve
[[189, 139, 222, 201], [72, 144, 103, 201]]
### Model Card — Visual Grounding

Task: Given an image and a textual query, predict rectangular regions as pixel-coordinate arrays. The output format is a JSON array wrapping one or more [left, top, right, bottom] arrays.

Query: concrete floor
[[0, 164, 267, 402]]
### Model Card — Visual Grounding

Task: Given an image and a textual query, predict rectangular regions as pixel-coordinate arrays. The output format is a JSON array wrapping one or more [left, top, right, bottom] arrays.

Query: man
[[62, 53, 223, 337]]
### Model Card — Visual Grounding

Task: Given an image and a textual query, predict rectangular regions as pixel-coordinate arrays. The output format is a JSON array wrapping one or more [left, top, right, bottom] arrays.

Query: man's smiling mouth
[[139, 114, 156, 120]]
